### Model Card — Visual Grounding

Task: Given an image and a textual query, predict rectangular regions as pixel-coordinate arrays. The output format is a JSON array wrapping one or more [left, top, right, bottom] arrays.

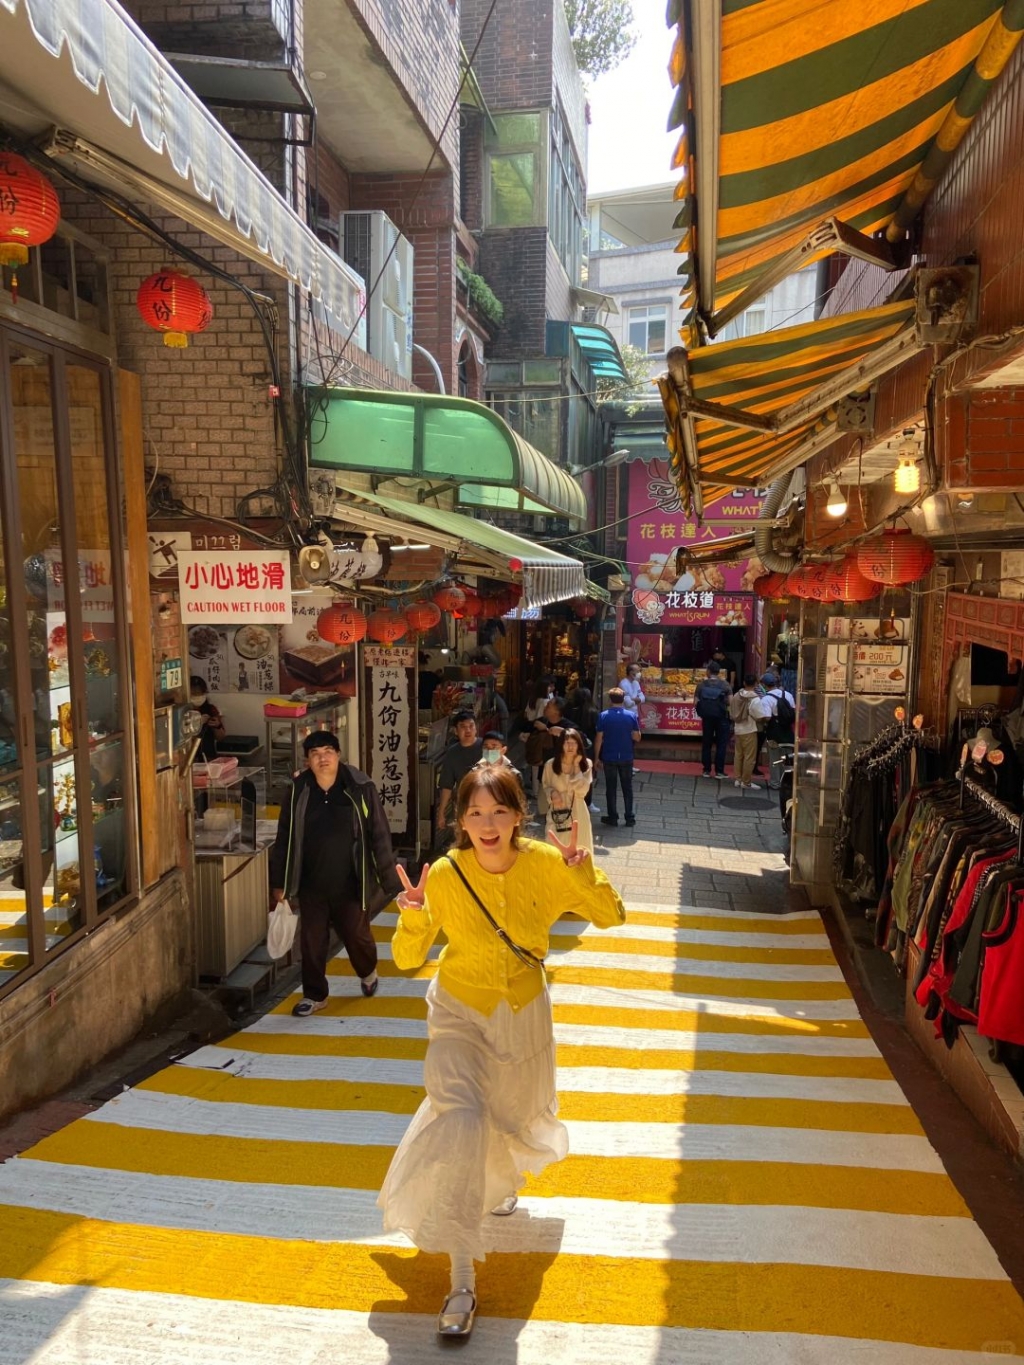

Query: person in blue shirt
[[594, 687, 641, 827]]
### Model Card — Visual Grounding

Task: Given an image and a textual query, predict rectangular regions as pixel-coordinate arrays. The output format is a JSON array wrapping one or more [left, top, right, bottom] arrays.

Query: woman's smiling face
[[459, 788, 521, 857]]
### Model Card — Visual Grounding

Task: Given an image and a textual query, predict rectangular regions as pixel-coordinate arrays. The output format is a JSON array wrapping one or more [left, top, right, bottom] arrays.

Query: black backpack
[[696, 679, 730, 720], [775, 687, 797, 731]]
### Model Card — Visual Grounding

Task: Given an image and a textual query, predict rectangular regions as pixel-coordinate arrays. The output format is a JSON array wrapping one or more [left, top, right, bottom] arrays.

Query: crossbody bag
[[444, 855, 546, 971]]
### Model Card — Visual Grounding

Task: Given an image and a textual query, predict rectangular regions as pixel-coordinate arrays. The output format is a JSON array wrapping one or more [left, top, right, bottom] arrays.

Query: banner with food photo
[[278, 591, 356, 699], [626, 460, 764, 626], [188, 623, 279, 693]]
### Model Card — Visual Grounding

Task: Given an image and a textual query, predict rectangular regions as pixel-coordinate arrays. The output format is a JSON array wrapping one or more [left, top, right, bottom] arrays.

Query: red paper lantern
[[432, 584, 465, 613], [0, 153, 60, 301], [457, 591, 482, 619], [572, 597, 598, 619], [831, 552, 881, 602], [367, 608, 408, 644], [136, 270, 213, 348], [506, 583, 522, 605], [753, 571, 790, 600], [404, 599, 442, 633], [477, 596, 503, 620], [856, 528, 935, 586], [787, 564, 830, 600], [317, 603, 366, 645]]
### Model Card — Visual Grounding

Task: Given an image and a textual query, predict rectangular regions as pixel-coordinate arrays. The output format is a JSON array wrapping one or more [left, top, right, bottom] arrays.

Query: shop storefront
[[622, 460, 763, 735]]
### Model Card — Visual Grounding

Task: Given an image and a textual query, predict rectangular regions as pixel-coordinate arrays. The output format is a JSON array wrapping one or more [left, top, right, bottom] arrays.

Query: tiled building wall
[[477, 227, 550, 358]]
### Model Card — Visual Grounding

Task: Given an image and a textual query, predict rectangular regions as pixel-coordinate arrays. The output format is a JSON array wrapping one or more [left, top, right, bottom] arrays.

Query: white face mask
[[482, 748, 502, 764]]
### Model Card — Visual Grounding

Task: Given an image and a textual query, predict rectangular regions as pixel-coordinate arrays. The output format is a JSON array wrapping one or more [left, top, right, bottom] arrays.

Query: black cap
[[303, 730, 340, 755], [451, 709, 476, 725]]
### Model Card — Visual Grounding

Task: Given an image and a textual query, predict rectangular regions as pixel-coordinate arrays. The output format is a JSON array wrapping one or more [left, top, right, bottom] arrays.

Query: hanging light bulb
[[894, 428, 921, 495], [825, 478, 847, 518]]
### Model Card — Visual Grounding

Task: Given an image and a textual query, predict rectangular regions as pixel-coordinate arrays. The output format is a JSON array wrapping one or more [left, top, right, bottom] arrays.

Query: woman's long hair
[[552, 727, 590, 775], [453, 764, 528, 850]]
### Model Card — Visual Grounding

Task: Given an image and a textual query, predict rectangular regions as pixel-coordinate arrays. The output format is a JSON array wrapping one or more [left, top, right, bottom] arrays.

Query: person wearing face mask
[[541, 728, 593, 853], [189, 675, 225, 761], [475, 732, 523, 784]]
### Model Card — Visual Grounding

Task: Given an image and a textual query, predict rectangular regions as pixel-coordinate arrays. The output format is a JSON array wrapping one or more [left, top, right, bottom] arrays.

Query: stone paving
[[587, 768, 807, 915]]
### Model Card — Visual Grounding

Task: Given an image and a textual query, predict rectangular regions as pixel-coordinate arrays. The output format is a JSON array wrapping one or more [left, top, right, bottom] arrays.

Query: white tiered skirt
[[377, 976, 567, 1261]]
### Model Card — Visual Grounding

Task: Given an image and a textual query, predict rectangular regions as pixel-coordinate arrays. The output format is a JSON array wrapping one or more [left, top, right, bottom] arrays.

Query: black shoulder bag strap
[[444, 855, 546, 971]]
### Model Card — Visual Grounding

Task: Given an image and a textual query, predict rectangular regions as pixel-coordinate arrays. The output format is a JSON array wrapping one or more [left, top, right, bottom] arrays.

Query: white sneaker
[[745, 782, 759, 789], [734, 780, 742, 788], [589, 803, 600, 814]]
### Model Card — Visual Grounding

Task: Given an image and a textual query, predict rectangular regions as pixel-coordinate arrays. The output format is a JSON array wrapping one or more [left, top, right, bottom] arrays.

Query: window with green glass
[[485, 112, 546, 228]]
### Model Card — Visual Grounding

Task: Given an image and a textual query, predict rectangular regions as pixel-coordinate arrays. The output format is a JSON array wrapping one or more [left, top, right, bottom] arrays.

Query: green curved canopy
[[307, 388, 585, 526]]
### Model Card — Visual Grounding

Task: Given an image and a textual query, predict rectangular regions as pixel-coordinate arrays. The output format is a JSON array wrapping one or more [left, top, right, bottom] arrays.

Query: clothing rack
[[958, 769, 1024, 861]]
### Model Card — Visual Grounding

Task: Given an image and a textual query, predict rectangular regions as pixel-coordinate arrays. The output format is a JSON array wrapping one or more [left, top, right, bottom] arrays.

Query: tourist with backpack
[[761, 673, 796, 744], [730, 674, 769, 788], [694, 662, 733, 778]]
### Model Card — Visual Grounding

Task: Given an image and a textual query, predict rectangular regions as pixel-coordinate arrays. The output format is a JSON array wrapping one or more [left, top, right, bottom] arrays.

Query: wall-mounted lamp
[[894, 429, 921, 495]]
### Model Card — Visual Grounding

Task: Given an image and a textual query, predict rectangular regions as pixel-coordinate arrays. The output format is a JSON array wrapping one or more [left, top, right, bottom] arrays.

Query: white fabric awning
[[0, 0, 366, 341]]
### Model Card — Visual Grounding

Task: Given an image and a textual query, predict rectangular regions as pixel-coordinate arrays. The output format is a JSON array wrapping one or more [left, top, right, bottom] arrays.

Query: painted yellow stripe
[[269, 993, 428, 1019], [545, 935, 838, 965], [719, 22, 991, 175], [24, 1123, 966, 1218], [535, 1156, 969, 1218], [137, 1068, 919, 1134], [544, 967, 851, 1000], [723, 0, 936, 83], [621, 910, 825, 934], [226, 1032, 890, 1080], [330, 959, 853, 1001], [3, 1208, 1022, 1346]]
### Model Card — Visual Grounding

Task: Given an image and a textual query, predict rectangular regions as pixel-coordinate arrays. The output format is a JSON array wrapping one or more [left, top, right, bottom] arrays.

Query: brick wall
[[462, 0, 555, 112], [478, 227, 549, 357], [123, 0, 290, 60], [460, 111, 485, 231], [939, 388, 1024, 489]]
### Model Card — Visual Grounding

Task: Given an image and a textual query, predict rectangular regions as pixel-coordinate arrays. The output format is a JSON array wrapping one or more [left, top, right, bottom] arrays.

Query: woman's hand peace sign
[[547, 821, 589, 867], [396, 862, 430, 910]]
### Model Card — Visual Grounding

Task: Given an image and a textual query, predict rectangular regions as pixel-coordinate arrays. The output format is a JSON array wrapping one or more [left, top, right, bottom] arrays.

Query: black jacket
[[268, 764, 402, 917]]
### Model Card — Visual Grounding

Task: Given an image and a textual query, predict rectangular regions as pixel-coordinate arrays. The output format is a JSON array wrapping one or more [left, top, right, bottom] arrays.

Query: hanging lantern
[[477, 596, 502, 621], [787, 564, 835, 600], [571, 596, 598, 619], [432, 583, 465, 613], [136, 270, 213, 348], [367, 608, 408, 644], [457, 590, 482, 619], [856, 528, 935, 586], [404, 599, 442, 633], [753, 571, 790, 600], [831, 552, 881, 602], [0, 153, 60, 302], [317, 603, 367, 645], [505, 583, 522, 606]]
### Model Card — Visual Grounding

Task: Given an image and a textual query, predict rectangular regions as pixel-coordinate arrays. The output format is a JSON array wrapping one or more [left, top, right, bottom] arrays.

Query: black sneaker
[[361, 976, 379, 997], [624, 817, 636, 826], [600, 815, 619, 826]]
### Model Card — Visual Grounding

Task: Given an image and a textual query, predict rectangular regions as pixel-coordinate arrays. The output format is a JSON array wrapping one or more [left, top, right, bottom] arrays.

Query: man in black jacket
[[269, 731, 402, 1017]]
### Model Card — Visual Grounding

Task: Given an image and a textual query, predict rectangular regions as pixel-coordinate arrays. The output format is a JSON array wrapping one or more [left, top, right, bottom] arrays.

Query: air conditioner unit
[[340, 210, 414, 379]]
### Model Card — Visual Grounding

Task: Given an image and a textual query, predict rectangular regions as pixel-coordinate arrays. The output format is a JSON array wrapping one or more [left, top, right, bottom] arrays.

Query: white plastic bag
[[267, 898, 298, 959]]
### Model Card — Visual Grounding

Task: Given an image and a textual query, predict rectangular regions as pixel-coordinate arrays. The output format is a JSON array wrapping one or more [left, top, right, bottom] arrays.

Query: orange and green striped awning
[[667, 0, 1024, 337], [659, 299, 917, 505]]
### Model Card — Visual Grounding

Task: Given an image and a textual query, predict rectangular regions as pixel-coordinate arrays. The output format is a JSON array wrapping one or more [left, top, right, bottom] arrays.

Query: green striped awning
[[667, 0, 1024, 335], [660, 299, 918, 499]]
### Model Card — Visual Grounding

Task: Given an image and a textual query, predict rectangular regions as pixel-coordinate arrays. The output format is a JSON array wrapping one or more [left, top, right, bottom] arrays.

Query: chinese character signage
[[177, 550, 292, 624], [362, 645, 417, 846], [188, 623, 279, 694], [626, 459, 764, 626]]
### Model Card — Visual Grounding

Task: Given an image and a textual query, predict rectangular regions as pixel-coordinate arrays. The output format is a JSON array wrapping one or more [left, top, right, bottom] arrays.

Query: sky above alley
[[586, 0, 678, 194]]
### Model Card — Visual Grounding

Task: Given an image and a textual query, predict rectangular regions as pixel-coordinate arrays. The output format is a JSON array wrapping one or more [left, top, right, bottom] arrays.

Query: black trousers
[[299, 890, 377, 1001], [701, 718, 730, 775], [603, 760, 634, 820]]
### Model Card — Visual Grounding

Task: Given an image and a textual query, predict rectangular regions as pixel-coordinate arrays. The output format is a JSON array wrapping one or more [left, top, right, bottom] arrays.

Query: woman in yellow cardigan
[[378, 763, 625, 1340]]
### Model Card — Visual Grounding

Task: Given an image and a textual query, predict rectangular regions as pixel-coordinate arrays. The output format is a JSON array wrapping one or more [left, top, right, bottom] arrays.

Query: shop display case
[[635, 666, 709, 735], [264, 696, 347, 797], [791, 600, 914, 894]]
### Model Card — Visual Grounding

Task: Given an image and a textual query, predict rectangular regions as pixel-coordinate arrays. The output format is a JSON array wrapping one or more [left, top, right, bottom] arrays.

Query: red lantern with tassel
[[404, 599, 442, 633], [317, 603, 367, 646], [432, 584, 465, 614], [831, 552, 881, 602], [136, 270, 213, 348], [367, 608, 408, 644], [0, 153, 60, 302], [856, 528, 935, 586]]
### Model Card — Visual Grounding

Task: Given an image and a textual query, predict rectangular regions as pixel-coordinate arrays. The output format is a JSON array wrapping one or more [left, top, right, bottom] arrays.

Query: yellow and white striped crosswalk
[[1, 898, 1023, 1361]]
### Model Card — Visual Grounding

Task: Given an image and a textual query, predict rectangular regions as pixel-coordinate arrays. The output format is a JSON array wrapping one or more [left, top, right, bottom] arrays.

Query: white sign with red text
[[177, 551, 293, 624]]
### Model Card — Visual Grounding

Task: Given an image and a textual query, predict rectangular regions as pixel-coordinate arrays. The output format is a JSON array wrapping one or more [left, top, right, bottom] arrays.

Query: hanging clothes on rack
[[835, 724, 937, 905]]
